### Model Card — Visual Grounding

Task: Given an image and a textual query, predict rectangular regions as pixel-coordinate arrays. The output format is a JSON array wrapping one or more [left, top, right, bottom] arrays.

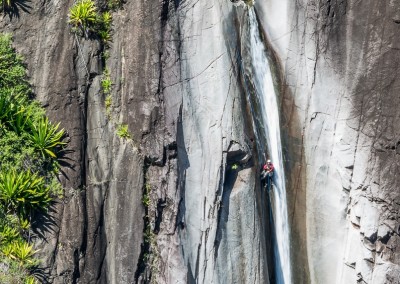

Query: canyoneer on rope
[[261, 159, 274, 191]]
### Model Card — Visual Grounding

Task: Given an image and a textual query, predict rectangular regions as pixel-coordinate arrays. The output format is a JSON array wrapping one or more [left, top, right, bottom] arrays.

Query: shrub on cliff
[[68, 0, 115, 46], [0, 170, 51, 217], [0, 33, 67, 284], [0, 34, 31, 96], [68, 0, 98, 35], [28, 117, 66, 159]]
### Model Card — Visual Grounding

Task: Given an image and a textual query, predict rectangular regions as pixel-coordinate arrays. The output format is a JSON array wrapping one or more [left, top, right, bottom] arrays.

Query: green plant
[[0, 94, 14, 123], [0, 34, 31, 96], [0, 224, 19, 245], [107, 0, 123, 10], [101, 11, 112, 27], [0, 32, 65, 284], [0, 169, 51, 217], [142, 195, 150, 207], [28, 117, 66, 158], [142, 183, 151, 207], [231, 164, 238, 170], [116, 124, 130, 139], [0, 257, 36, 283], [19, 218, 30, 231], [25, 276, 38, 284], [0, 130, 43, 174], [102, 50, 110, 61], [98, 30, 111, 44], [9, 107, 30, 135], [97, 12, 112, 44], [48, 176, 63, 198], [68, 0, 98, 34], [243, 0, 254, 6], [101, 68, 112, 94], [105, 95, 112, 117], [105, 95, 112, 109], [2, 239, 37, 266]]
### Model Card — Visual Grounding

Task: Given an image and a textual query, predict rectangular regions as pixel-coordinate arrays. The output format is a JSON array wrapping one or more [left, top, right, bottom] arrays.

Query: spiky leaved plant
[[0, 169, 51, 217], [68, 0, 97, 35], [28, 117, 65, 159], [116, 124, 131, 139], [2, 239, 37, 266]]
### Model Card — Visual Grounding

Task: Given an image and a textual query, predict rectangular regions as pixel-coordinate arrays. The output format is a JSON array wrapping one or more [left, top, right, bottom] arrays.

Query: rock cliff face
[[2, 0, 400, 283], [257, 0, 400, 283], [1, 0, 273, 283]]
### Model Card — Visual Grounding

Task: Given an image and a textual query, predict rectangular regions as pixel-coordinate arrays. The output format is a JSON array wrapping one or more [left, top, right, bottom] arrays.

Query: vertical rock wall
[[257, 0, 400, 283], [1, 0, 273, 283]]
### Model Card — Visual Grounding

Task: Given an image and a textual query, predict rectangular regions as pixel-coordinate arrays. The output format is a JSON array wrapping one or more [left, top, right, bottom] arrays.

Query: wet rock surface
[[1, 0, 272, 283], [3, 0, 399, 282], [257, 0, 400, 283]]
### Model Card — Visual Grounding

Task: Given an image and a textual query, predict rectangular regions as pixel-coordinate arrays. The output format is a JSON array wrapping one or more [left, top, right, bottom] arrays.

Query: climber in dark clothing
[[261, 160, 274, 190]]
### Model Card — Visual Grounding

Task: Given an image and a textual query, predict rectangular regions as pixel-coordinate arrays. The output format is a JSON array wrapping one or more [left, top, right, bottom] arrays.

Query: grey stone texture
[[257, 0, 400, 283], [1, 0, 272, 283], [2, 0, 400, 283]]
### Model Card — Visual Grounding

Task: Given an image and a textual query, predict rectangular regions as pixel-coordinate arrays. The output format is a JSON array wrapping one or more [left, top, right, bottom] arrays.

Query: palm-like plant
[[0, 224, 19, 245], [0, 94, 14, 123], [0, 170, 51, 217], [116, 124, 130, 139], [28, 117, 66, 158], [0, 94, 30, 134], [68, 0, 98, 34], [25, 276, 38, 284], [11, 240, 37, 265], [2, 240, 37, 266], [98, 12, 113, 44], [9, 107, 30, 135]]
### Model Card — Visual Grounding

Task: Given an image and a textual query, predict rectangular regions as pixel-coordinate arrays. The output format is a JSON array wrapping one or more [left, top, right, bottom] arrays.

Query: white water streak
[[248, 9, 292, 284]]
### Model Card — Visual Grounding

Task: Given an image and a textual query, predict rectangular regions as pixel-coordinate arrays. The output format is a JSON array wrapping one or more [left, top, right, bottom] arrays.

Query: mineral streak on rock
[[2, 0, 399, 283], [1, 0, 273, 283], [257, 0, 400, 283]]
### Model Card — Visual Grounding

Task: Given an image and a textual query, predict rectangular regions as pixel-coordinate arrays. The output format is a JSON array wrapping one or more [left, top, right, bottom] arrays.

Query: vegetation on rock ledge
[[0, 33, 67, 283], [68, 0, 118, 45]]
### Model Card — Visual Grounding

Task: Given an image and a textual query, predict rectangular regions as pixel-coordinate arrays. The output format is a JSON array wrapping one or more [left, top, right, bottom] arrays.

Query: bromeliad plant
[[101, 68, 112, 94], [0, 33, 66, 284], [68, 0, 115, 45], [0, 224, 19, 245], [0, 169, 51, 217], [116, 124, 131, 140], [28, 117, 66, 159], [97, 11, 112, 45], [0, 34, 30, 95], [68, 0, 98, 35], [2, 239, 38, 266]]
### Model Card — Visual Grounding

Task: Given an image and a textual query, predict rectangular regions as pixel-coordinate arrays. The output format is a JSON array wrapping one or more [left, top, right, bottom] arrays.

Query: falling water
[[248, 9, 292, 284]]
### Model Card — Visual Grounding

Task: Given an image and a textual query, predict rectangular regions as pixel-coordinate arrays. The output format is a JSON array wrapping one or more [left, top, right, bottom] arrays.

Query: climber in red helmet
[[261, 159, 274, 190]]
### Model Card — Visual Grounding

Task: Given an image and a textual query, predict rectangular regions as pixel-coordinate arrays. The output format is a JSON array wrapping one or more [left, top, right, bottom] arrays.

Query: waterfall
[[248, 8, 292, 284]]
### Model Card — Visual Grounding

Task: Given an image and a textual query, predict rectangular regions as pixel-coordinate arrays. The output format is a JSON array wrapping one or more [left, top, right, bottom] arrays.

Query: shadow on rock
[[30, 266, 50, 284], [213, 166, 238, 259], [57, 148, 76, 179], [3, 0, 32, 19], [31, 202, 59, 240]]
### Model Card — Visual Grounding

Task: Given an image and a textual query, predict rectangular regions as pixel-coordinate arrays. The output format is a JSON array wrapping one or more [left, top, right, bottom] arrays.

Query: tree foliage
[[0, 33, 67, 284]]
